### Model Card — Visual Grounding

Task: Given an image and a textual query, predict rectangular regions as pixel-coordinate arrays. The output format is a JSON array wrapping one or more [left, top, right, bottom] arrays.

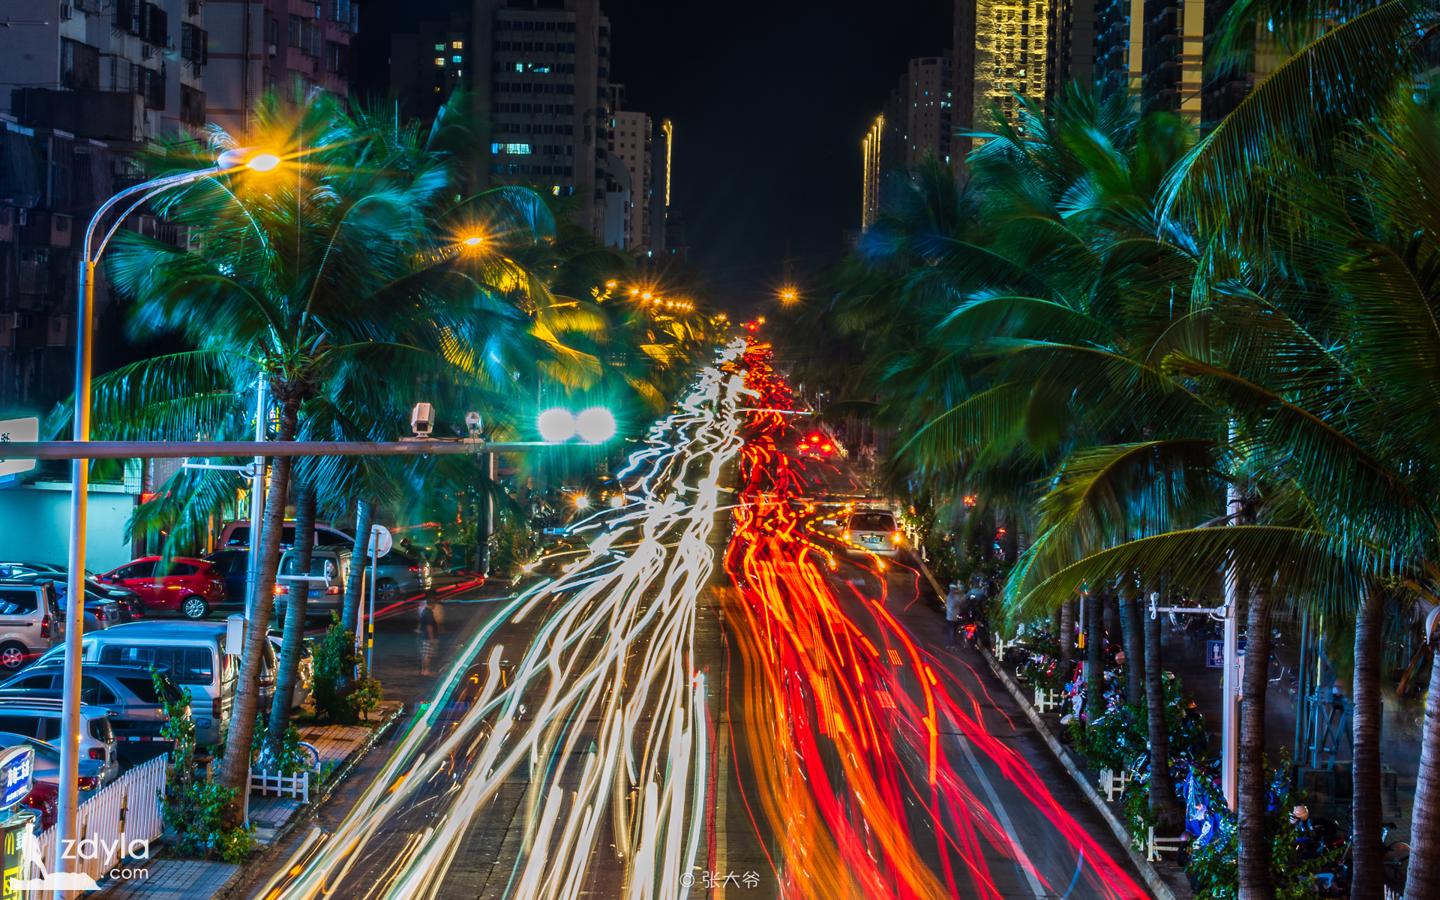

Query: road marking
[[714, 705, 729, 900], [953, 733, 1050, 898]]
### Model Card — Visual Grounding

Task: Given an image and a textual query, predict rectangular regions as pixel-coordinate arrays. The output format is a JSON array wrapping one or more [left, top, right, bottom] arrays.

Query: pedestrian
[[945, 582, 967, 645], [417, 596, 440, 676]]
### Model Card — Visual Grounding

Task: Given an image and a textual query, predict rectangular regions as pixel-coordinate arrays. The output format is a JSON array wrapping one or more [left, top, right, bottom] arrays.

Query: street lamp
[[58, 145, 280, 877], [536, 407, 617, 445], [778, 285, 801, 306]]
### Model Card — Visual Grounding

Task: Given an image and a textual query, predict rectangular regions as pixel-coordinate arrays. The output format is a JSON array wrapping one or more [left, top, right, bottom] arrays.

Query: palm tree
[[101, 89, 560, 824]]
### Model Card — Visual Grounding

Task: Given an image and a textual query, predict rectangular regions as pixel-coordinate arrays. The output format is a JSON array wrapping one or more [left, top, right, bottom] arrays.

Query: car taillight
[[326, 585, 340, 595], [40, 614, 50, 638], [212, 696, 222, 718], [408, 566, 419, 573], [274, 584, 289, 595], [77, 775, 98, 791], [87, 748, 104, 761], [891, 531, 904, 546]]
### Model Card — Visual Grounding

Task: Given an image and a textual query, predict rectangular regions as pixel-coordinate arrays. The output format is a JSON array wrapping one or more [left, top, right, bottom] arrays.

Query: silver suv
[[0, 582, 61, 670], [0, 664, 186, 747], [0, 697, 119, 785]]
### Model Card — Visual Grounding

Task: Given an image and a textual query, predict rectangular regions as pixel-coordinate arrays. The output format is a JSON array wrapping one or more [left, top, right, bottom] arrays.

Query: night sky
[[359, 0, 954, 307]]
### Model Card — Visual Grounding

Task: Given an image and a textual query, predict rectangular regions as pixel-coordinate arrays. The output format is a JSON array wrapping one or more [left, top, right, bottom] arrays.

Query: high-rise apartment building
[[206, 0, 360, 137], [1043, 0, 1094, 107], [0, 0, 208, 144], [610, 110, 651, 252], [974, 0, 1050, 124], [391, 1, 613, 238], [955, 0, 1050, 160], [861, 114, 886, 229], [860, 57, 955, 228], [900, 57, 956, 169]]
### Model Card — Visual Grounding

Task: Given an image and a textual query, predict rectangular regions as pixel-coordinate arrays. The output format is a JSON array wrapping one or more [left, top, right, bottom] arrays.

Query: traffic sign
[[0, 418, 39, 478], [367, 524, 392, 558]]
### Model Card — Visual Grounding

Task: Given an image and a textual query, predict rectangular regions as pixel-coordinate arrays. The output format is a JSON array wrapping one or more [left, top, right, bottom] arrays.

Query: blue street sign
[[0, 747, 33, 811]]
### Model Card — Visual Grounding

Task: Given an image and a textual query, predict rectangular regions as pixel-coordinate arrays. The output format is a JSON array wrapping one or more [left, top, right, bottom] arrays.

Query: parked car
[[0, 561, 144, 615], [0, 664, 186, 745], [30, 620, 252, 746], [0, 732, 105, 831], [370, 551, 432, 604], [275, 548, 349, 623], [8, 574, 120, 631], [95, 556, 226, 620], [842, 508, 904, 558], [219, 520, 352, 551], [0, 581, 60, 670], [0, 732, 106, 793], [0, 698, 120, 785], [203, 549, 252, 612]]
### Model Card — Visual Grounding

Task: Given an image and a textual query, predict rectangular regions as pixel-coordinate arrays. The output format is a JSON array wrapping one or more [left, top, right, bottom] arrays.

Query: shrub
[[312, 616, 383, 724], [155, 671, 254, 863]]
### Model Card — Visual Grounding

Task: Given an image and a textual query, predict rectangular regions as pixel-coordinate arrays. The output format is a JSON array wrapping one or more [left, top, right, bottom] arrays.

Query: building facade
[[970, 0, 1050, 130], [0, 0, 208, 144], [861, 114, 885, 228], [206, 0, 360, 137]]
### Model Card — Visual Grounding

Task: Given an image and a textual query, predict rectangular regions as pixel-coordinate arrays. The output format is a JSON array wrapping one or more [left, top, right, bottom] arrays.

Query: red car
[[797, 432, 836, 459], [96, 556, 225, 620]]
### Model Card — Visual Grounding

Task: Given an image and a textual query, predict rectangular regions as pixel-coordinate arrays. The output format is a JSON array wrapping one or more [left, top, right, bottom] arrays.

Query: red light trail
[[720, 340, 1148, 900]]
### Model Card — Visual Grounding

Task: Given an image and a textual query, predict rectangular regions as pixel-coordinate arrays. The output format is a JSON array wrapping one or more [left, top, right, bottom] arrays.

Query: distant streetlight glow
[[537, 408, 577, 443], [575, 407, 617, 443], [462, 234, 487, 249], [778, 285, 801, 306], [572, 492, 591, 510]]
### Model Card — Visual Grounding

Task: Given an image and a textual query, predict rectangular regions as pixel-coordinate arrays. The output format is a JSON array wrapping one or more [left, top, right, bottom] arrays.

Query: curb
[[209, 702, 407, 900], [978, 647, 1181, 900], [915, 554, 1180, 898]]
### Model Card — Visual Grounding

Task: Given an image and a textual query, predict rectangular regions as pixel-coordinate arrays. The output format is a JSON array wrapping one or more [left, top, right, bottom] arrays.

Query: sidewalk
[[91, 580, 502, 899]]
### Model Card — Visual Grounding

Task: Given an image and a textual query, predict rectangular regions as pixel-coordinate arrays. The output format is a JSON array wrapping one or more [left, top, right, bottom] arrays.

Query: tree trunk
[[219, 398, 297, 827], [1144, 588, 1183, 829], [1405, 627, 1440, 899], [1119, 586, 1143, 706], [342, 498, 373, 635], [1086, 591, 1104, 726], [1238, 587, 1275, 900], [1351, 582, 1384, 900], [1060, 597, 1076, 672], [266, 481, 315, 757]]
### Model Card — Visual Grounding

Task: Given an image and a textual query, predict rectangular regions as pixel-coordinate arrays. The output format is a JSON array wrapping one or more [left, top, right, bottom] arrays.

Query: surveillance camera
[[411, 402, 435, 438], [464, 411, 483, 434]]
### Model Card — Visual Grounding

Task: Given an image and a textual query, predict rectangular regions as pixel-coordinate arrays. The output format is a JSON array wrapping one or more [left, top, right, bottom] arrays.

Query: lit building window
[[491, 142, 533, 155], [434, 43, 444, 51], [452, 55, 462, 63], [435, 57, 445, 66], [452, 40, 463, 49]]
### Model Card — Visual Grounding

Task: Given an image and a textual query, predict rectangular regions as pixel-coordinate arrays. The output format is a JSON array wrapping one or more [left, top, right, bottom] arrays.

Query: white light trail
[[276, 341, 749, 900]]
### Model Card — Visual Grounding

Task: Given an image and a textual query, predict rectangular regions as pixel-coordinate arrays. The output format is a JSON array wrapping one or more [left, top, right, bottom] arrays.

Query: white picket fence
[[249, 769, 311, 803], [31, 754, 168, 881]]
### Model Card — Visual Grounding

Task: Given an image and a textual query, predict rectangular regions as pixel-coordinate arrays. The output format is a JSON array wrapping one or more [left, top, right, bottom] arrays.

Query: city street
[[241, 342, 1148, 899]]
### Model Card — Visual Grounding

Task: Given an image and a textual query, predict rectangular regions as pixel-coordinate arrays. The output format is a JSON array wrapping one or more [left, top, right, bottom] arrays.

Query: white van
[[29, 620, 274, 746], [218, 520, 352, 551]]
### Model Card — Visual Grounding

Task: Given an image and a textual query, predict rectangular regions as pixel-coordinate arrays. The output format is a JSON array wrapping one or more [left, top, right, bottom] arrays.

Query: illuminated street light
[[537, 408, 578, 443], [59, 141, 285, 875], [572, 492, 592, 510], [575, 407, 617, 443], [778, 285, 801, 305]]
